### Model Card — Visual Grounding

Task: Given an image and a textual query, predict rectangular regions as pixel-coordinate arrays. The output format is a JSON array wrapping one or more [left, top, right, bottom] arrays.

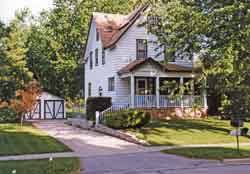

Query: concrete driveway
[[33, 120, 250, 174], [32, 120, 149, 157]]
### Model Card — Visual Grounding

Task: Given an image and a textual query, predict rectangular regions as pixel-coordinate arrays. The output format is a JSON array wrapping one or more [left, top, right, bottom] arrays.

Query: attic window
[[104, 26, 113, 32]]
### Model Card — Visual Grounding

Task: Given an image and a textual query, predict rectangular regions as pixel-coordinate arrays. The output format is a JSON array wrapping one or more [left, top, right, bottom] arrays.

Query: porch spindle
[[156, 76, 160, 108]]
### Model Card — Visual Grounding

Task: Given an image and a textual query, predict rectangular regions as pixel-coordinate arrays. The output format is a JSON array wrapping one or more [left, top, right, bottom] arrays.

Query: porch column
[[130, 75, 135, 108], [203, 79, 208, 109], [180, 76, 184, 109], [156, 76, 160, 108]]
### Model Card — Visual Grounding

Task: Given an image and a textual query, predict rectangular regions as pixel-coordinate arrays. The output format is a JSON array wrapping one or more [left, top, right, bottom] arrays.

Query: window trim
[[136, 39, 148, 59], [108, 77, 115, 92], [95, 48, 98, 66]]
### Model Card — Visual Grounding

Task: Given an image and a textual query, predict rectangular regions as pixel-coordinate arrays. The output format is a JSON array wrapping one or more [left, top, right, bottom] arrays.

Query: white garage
[[26, 92, 66, 120]]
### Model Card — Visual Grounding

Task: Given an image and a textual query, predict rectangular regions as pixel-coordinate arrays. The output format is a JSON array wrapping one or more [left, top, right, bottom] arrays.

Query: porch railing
[[159, 95, 182, 107], [135, 95, 157, 108]]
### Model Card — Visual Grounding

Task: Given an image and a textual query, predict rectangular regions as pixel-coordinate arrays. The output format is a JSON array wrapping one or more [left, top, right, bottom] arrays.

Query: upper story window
[[102, 48, 105, 65], [89, 51, 93, 69], [136, 39, 147, 59], [96, 28, 99, 41], [95, 48, 98, 66], [108, 77, 115, 91], [147, 16, 159, 26]]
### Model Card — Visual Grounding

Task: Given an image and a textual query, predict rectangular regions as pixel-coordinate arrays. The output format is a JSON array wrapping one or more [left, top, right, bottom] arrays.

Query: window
[[98, 86, 103, 96], [136, 39, 147, 59], [96, 28, 99, 41], [95, 48, 98, 66], [108, 77, 115, 91], [88, 83, 91, 96], [147, 16, 159, 26], [89, 51, 93, 69], [102, 48, 105, 65]]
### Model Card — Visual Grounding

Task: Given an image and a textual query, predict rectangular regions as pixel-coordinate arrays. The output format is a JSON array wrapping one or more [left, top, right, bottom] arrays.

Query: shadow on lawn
[[146, 119, 231, 133], [0, 129, 71, 156]]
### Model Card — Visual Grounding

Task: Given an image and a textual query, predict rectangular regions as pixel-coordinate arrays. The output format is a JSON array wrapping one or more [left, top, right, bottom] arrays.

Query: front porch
[[116, 77, 206, 109], [116, 58, 207, 110]]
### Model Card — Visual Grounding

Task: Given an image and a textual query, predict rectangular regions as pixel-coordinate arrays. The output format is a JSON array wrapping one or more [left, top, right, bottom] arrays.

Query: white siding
[[84, 15, 193, 104]]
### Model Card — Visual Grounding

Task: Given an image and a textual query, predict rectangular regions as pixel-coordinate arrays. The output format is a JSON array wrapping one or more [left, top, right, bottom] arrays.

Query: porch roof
[[117, 58, 195, 75]]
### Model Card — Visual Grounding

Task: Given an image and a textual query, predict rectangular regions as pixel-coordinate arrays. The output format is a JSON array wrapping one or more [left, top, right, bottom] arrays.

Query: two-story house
[[84, 5, 207, 116]]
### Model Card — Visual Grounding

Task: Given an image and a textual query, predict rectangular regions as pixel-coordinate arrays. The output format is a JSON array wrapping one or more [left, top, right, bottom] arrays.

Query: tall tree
[[149, 0, 250, 118], [0, 10, 33, 101], [26, 0, 141, 99]]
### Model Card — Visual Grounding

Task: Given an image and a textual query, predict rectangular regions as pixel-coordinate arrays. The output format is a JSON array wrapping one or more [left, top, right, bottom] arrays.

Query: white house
[[83, 5, 207, 114]]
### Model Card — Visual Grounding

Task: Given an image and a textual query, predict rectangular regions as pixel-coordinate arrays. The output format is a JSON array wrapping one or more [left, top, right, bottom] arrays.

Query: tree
[[0, 9, 33, 101], [10, 81, 41, 127], [26, 0, 141, 100], [148, 0, 250, 118]]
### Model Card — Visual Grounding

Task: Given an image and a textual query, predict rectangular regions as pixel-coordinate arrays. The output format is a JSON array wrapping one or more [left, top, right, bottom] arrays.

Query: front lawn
[[0, 123, 71, 156], [0, 157, 80, 174], [162, 146, 250, 160], [127, 118, 250, 146]]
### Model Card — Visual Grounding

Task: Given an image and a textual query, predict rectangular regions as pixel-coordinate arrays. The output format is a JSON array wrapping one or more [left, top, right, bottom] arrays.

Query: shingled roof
[[117, 58, 194, 75], [93, 5, 148, 48]]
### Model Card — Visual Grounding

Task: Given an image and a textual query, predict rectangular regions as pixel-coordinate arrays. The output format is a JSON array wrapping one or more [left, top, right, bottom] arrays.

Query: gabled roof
[[117, 58, 194, 75], [93, 5, 148, 49]]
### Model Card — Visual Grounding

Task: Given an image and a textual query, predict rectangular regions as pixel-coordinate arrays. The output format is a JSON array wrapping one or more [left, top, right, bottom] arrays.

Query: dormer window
[[136, 39, 147, 59], [96, 28, 99, 41]]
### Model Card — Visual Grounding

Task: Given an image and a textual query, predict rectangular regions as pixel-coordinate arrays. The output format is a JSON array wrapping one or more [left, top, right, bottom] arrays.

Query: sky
[[0, 0, 53, 23]]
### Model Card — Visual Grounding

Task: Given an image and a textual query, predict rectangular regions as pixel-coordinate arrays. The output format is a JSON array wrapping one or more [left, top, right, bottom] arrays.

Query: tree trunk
[[20, 113, 24, 127]]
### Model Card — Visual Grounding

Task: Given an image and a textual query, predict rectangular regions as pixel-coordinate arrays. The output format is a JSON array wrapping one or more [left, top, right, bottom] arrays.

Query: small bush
[[86, 97, 112, 120], [0, 107, 18, 123], [105, 109, 151, 129]]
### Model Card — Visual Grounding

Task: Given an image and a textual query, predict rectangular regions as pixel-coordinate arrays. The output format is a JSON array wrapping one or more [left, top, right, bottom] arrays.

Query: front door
[[136, 78, 147, 95]]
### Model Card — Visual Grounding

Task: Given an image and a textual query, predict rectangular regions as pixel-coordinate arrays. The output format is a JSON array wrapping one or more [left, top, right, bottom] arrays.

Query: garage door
[[44, 100, 65, 119]]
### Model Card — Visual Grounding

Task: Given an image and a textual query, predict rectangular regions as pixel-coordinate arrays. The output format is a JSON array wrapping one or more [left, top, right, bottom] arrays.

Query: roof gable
[[117, 58, 194, 75], [93, 5, 148, 49]]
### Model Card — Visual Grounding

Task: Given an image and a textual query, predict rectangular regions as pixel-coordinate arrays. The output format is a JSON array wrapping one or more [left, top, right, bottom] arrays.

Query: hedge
[[104, 109, 151, 129], [86, 97, 112, 120], [0, 107, 18, 123]]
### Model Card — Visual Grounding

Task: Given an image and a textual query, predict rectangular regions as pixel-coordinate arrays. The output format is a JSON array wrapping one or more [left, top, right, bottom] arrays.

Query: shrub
[[0, 107, 18, 123], [105, 109, 151, 129], [86, 97, 112, 120]]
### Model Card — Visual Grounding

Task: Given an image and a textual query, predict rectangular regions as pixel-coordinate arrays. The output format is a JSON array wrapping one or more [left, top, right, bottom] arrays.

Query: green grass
[[127, 118, 250, 146], [0, 157, 80, 174], [0, 123, 72, 156], [162, 146, 250, 160]]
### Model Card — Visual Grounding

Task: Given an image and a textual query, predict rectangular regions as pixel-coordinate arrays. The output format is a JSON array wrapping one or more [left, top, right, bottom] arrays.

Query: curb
[[223, 158, 250, 164]]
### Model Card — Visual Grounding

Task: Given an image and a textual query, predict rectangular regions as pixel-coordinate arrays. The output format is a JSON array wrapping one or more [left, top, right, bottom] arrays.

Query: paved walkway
[[29, 120, 250, 174]]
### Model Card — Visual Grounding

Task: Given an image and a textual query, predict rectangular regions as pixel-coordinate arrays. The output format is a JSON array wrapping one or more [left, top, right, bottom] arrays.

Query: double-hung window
[[136, 39, 147, 59], [95, 48, 98, 66], [89, 51, 93, 69], [88, 83, 91, 96], [102, 48, 105, 65], [108, 77, 115, 91]]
